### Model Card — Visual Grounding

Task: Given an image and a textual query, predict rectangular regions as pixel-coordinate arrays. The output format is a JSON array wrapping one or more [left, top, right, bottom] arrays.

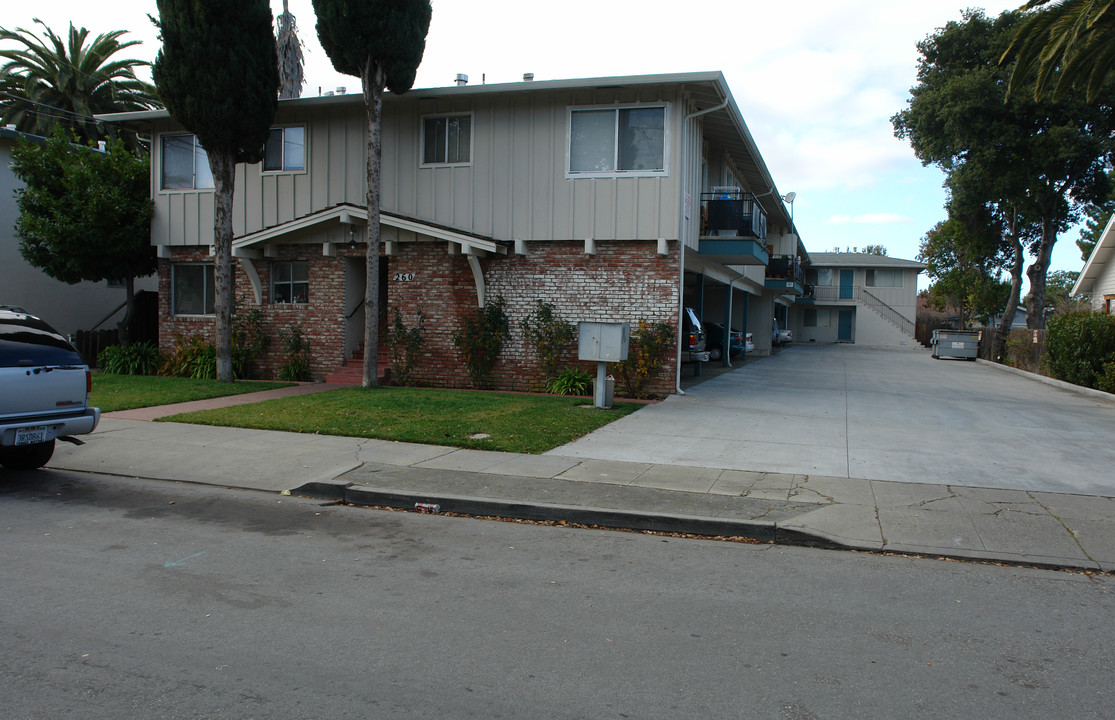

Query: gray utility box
[[931, 329, 979, 360], [579, 322, 629, 409]]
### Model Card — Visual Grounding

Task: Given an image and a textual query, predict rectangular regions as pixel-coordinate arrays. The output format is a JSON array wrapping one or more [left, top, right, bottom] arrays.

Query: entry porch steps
[[326, 343, 391, 385]]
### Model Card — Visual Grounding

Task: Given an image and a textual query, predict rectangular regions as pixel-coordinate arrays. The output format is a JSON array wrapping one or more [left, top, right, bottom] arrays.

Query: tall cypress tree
[[152, 0, 279, 381], [313, 0, 432, 387]]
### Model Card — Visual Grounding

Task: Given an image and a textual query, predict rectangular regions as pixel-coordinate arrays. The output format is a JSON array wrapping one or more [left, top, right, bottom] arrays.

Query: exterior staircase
[[326, 343, 391, 385]]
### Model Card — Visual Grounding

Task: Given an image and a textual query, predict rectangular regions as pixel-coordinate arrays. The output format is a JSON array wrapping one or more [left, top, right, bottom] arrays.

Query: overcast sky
[[7, 1, 1085, 288]]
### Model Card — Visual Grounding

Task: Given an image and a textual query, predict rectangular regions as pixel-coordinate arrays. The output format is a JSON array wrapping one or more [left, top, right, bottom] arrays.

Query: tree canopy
[[11, 128, 155, 342], [312, 0, 432, 387], [0, 20, 158, 144], [1005, 0, 1115, 102], [892, 8, 1115, 330], [277, 0, 305, 99], [153, 0, 279, 381]]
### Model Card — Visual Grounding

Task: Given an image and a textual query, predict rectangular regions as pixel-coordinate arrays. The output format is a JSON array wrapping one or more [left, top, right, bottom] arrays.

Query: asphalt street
[[1, 470, 1112, 719]]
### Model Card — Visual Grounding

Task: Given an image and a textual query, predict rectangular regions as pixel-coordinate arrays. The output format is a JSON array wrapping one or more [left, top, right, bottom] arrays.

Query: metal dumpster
[[931, 329, 979, 360]]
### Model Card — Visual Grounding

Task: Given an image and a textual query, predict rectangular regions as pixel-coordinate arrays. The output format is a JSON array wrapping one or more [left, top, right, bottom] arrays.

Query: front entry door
[[838, 309, 854, 342], [839, 269, 854, 300]]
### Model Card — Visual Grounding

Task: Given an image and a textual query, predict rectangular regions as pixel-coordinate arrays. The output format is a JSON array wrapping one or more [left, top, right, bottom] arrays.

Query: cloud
[[827, 213, 913, 225]]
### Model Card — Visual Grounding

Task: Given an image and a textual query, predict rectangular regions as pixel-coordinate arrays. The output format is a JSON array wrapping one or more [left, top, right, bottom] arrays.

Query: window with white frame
[[161, 134, 214, 190], [866, 268, 902, 287], [422, 114, 471, 164], [172, 264, 215, 315], [272, 261, 308, 304], [264, 126, 306, 171], [569, 105, 666, 175]]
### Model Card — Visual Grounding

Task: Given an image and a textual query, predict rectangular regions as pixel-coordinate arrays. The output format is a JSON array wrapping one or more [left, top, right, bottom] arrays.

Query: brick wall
[[157, 239, 681, 396]]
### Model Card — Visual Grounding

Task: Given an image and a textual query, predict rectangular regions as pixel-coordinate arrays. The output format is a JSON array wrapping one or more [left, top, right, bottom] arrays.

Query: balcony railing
[[700, 189, 767, 241], [767, 256, 804, 285]]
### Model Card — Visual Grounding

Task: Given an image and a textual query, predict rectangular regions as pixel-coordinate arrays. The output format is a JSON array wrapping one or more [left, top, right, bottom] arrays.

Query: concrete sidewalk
[[42, 380, 1115, 574]]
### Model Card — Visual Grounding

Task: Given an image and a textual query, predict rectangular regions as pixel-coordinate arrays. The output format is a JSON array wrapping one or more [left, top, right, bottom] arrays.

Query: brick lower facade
[[157, 239, 681, 397]]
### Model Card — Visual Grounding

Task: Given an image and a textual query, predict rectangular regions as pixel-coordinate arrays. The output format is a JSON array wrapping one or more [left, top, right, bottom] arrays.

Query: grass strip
[[160, 386, 642, 454], [92, 374, 295, 413]]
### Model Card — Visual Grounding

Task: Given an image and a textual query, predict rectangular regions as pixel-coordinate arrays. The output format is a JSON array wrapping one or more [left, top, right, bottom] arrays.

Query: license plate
[[14, 426, 48, 445], [951, 342, 966, 349]]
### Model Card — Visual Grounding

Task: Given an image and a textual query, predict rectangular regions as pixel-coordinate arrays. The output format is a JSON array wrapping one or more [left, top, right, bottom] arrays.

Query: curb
[[292, 482, 1109, 574], [975, 358, 1115, 405], [293, 481, 783, 543]]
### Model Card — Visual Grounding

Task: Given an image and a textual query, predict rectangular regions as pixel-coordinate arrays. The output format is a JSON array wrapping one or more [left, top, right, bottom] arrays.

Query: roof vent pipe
[[523, 73, 534, 81], [455, 73, 468, 86]]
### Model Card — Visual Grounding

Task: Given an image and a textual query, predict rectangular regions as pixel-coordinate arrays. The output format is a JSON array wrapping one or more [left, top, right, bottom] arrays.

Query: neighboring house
[[795, 252, 925, 345], [100, 71, 804, 394], [990, 305, 1028, 330], [1072, 214, 1115, 313], [0, 126, 156, 337]]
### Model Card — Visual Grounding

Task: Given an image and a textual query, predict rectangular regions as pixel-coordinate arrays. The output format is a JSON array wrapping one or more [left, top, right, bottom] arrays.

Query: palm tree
[[0, 20, 158, 142], [276, 0, 304, 99], [1005, 0, 1115, 102]]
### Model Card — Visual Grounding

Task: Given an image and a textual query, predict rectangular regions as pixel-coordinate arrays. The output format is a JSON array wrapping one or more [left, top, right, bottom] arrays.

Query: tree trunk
[[210, 151, 237, 382], [995, 220, 1025, 361], [361, 61, 386, 388], [1026, 218, 1057, 330], [117, 276, 135, 348]]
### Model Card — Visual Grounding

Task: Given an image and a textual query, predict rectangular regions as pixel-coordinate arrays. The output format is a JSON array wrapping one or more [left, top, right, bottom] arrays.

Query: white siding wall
[[1089, 262, 1115, 313]]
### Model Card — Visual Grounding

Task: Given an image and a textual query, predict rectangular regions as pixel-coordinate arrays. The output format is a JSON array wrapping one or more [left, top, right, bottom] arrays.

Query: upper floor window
[[423, 114, 471, 164], [866, 269, 902, 288], [272, 261, 308, 304], [807, 268, 833, 287], [264, 126, 306, 172], [172, 264, 215, 315], [569, 105, 666, 175], [162, 134, 213, 190]]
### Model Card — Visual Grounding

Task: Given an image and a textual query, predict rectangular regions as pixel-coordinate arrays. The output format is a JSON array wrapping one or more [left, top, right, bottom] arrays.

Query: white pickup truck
[[0, 307, 100, 470]]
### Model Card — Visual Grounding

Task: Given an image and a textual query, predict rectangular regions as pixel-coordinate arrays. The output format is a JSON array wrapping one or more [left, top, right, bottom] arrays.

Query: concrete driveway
[[547, 345, 1115, 495]]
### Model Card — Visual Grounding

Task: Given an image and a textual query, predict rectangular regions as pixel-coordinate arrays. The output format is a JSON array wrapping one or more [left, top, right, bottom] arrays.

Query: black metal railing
[[700, 190, 767, 241], [767, 256, 804, 285]]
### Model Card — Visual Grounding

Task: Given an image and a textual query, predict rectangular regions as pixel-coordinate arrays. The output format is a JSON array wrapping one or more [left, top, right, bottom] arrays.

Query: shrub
[[520, 300, 575, 388], [277, 325, 312, 381], [1097, 360, 1115, 394], [159, 335, 217, 379], [232, 302, 269, 379], [97, 341, 160, 375], [1045, 311, 1115, 389], [615, 320, 674, 399], [453, 296, 509, 389], [546, 366, 592, 396], [387, 306, 426, 386]]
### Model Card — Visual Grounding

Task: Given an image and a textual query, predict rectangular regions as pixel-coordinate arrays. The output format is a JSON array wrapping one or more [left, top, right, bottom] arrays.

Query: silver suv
[[0, 308, 100, 470]]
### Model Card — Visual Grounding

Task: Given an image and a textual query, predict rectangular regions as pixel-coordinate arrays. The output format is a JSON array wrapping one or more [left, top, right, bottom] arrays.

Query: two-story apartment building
[[796, 252, 924, 345], [100, 71, 800, 395]]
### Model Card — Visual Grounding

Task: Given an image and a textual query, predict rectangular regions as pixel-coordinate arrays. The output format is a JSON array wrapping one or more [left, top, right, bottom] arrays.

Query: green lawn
[[160, 387, 643, 454], [91, 374, 295, 413]]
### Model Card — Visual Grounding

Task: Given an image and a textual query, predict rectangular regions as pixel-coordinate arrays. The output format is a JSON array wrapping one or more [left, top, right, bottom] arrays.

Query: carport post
[[722, 281, 733, 367], [740, 294, 749, 358]]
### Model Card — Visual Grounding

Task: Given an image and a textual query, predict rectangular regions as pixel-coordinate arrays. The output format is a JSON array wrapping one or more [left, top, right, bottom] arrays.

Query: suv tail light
[[86, 369, 93, 394]]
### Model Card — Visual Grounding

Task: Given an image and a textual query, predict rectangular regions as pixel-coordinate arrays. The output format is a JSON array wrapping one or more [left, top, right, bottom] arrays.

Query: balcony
[[698, 189, 769, 266], [764, 255, 806, 295]]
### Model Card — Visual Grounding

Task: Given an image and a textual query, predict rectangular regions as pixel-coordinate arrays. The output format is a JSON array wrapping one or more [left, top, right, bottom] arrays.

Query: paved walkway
[[41, 352, 1115, 573]]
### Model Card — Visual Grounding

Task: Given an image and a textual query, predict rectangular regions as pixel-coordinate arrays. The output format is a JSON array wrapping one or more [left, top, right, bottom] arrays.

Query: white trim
[[1073, 213, 1115, 296]]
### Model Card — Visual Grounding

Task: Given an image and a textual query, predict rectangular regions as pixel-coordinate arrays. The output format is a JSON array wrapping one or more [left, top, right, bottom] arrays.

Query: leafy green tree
[[153, 0, 279, 382], [312, 0, 432, 387], [0, 21, 158, 145], [276, 0, 304, 99], [862, 244, 888, 256], [892, 9, 1115, 330], [919, 218, 1011, 327], [1005, 0, 1115, 102], [10, 128, 155, 344]]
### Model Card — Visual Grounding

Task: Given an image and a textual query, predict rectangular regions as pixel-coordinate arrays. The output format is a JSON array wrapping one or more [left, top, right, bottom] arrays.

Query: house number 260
[[392, 273, 415, 282]]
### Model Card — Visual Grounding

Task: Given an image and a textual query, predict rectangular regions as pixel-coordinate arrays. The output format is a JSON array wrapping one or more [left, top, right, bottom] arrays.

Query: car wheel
[[708, 347, 721, 361], [0, 440, 56, 471]]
